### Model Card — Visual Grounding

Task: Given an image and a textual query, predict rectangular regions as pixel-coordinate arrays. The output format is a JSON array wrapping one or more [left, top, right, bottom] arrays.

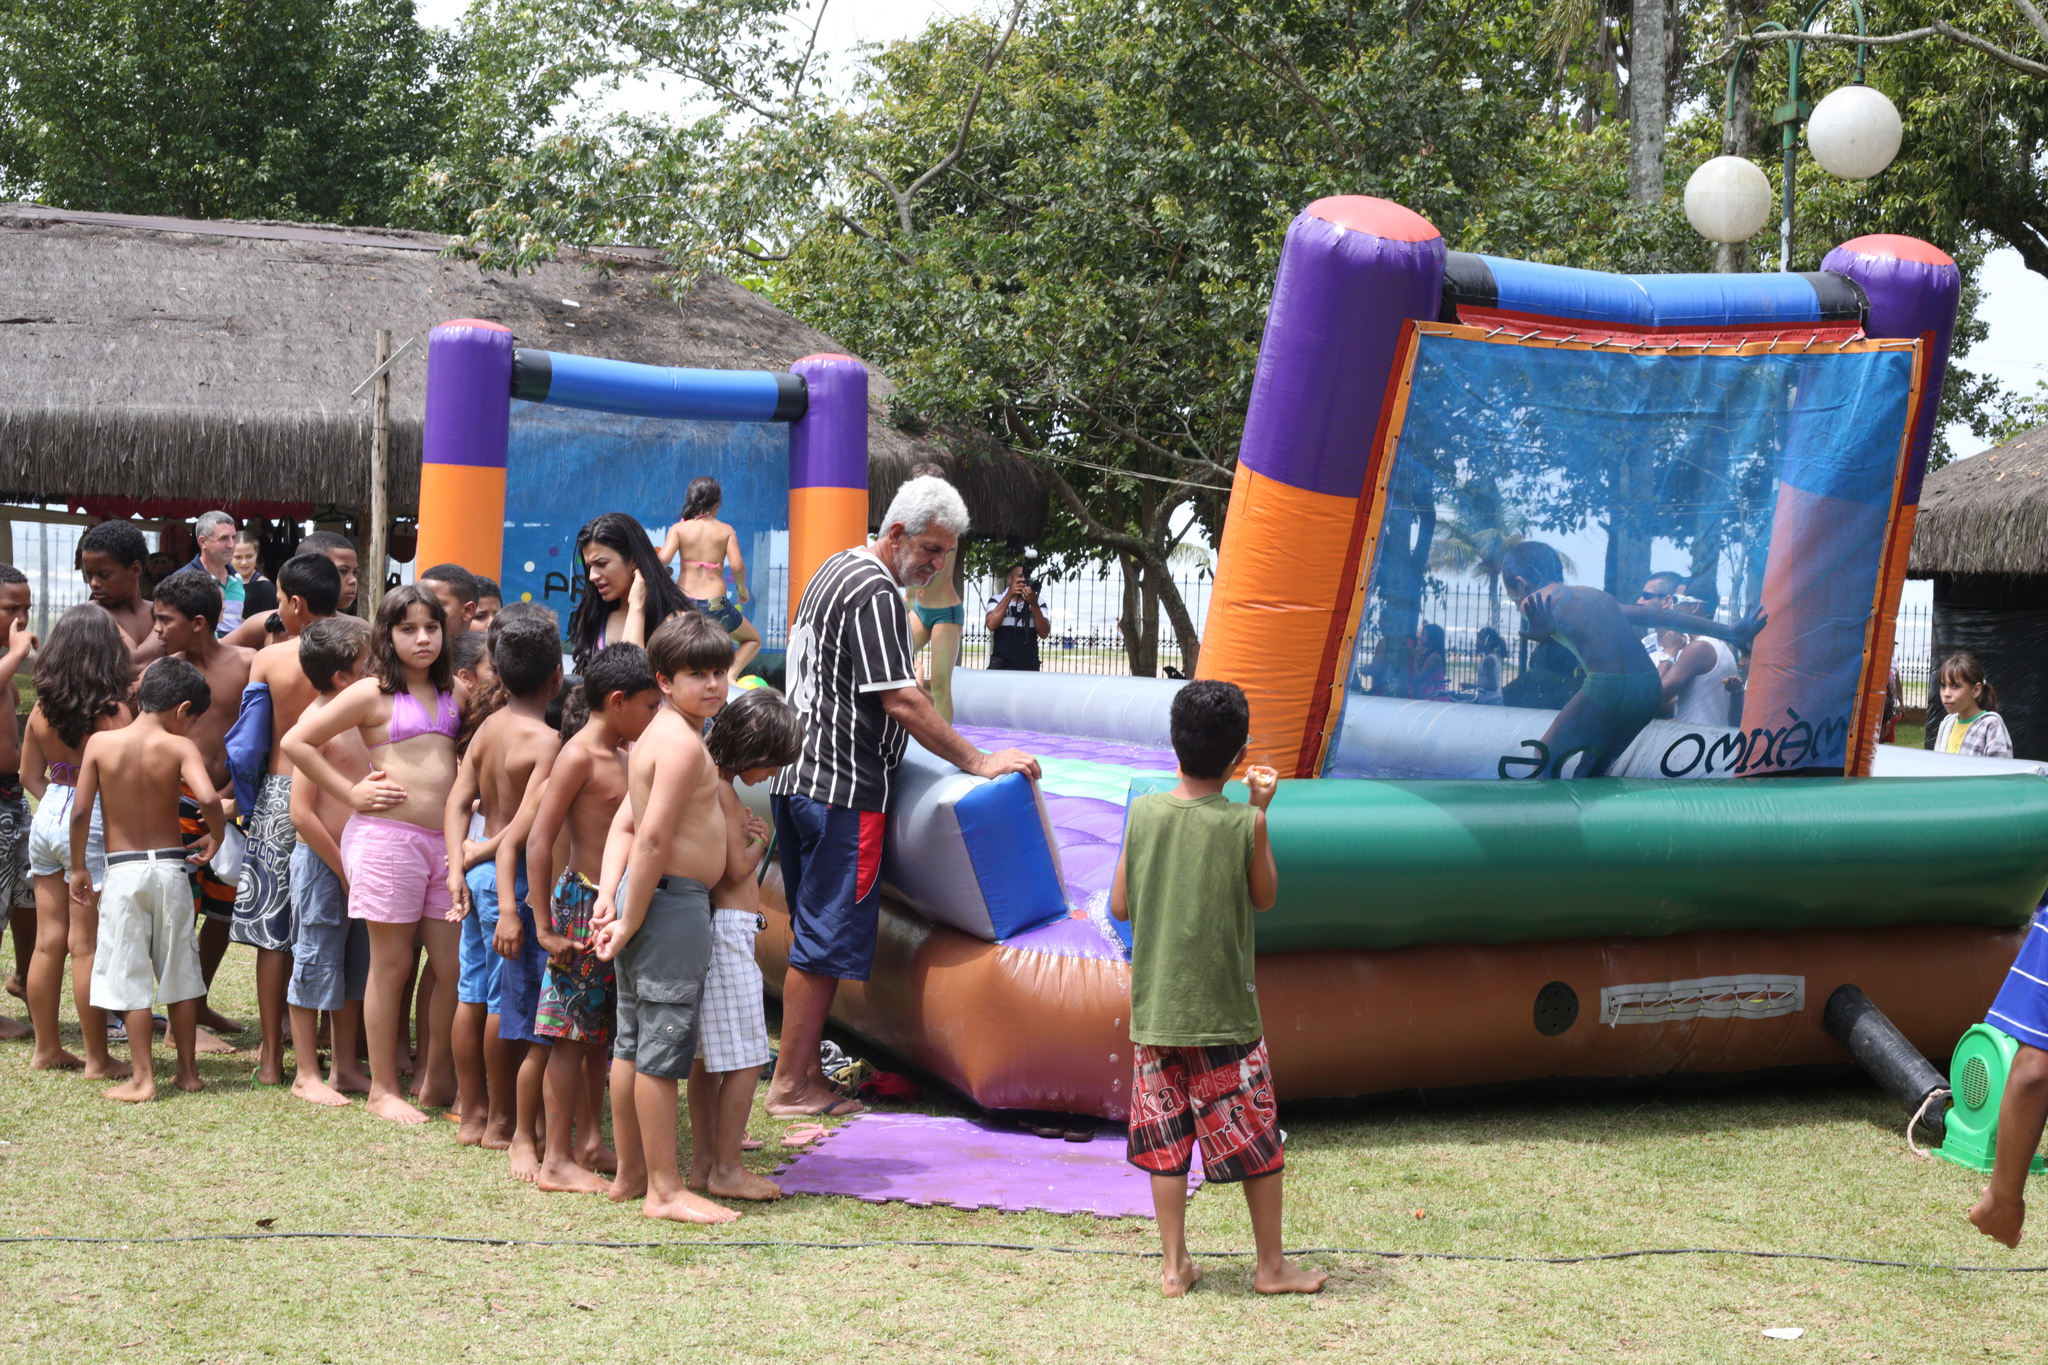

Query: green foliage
[[0, 0, 456, 224]]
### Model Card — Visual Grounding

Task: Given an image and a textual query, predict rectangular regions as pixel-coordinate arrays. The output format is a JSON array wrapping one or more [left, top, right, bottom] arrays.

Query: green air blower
[[1935, 1024, 2048, 1176]]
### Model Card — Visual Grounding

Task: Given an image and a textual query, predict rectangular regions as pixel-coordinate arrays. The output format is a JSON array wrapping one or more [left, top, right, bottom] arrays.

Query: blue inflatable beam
[[509, 348, 808, 423], [1440, 252, 1868, 331]]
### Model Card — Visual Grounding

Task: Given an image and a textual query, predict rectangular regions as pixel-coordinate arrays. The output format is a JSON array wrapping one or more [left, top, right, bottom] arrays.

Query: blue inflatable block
[[955, 772, 1068, 940], [510, 348, 807, 423]]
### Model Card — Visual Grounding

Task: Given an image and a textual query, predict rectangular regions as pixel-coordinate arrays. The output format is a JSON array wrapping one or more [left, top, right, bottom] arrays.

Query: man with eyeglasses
[[1638, 571, 1684, 664]]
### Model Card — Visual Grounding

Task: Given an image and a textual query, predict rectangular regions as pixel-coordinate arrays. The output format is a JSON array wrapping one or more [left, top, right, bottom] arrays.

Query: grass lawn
[[3, 945, 2045, 1364]]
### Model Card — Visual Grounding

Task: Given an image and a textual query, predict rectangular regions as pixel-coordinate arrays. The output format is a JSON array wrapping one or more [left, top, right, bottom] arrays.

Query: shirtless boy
[[222, 532, 361, 648], [420, 564, 480, 636], [525, 643, 661, 1193], [444, 606, 561, 1171], [78, 520, 164, 671], [690, 688, 804, 1203], [74, 657, 224, 1103], [153, 569, 253, 1041], [1502, 541, 1764, 778], [0, 566, 35, 1040], [594, 612, 736, 1223], [283, 616, 375, 1107], [233, 554, 344, 1084]]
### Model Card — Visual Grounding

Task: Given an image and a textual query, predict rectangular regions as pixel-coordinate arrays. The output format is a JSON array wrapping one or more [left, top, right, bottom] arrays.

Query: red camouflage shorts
[[1125, 1038, 1284, 1184]]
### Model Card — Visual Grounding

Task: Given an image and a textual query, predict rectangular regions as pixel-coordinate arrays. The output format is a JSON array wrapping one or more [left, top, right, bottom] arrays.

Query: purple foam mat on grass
[[773, 1113, 1201, 1218]]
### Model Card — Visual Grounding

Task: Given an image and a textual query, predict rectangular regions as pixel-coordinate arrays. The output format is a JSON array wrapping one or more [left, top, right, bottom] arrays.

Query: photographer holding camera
[[984, 563, 1051, 672]]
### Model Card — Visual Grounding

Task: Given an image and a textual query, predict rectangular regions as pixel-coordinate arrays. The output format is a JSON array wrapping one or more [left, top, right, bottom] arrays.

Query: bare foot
[[416, 1083, 456, 1108], [193, 1028, 237, 1055], [331, 1067, 371, 1095], [707, 1168, 782, 1202], [479, 1124, 512, 1152], [643, 1189, 740, 1224], [607, 1175, 647, 1204], [1160, 1262, 1202, 1298], [1970, 1188, 2026, 1248], [83, 1056, 134, 1081], [174, 1071, 204, 1094], [367, 1092, 430, 1125], [763, 1083, 864, 1118], [104, 1076, 158, 1103], [577, 1143, 619, 1176], [0, 1015, 31, 1040], [3, 971, 21, 1001], [252, 1062, 288, 1086], [509, 1134, 541, 1184], [1253, 1258, 1328, 1294], [687, 1158, 713, 1192], [291, 1074, 352, 1108], [30, 1046, 84, 1071], [396, 1052, 416, 1078], [197, 1006, 242, 1034], [537, 1159, 611, 1194], [456, 1111, 489, 1147]]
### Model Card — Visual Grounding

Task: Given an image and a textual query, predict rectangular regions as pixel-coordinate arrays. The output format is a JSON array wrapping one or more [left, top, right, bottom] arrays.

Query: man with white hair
[[184, 510, 245, 637], [766, 475, 1039, 1117]]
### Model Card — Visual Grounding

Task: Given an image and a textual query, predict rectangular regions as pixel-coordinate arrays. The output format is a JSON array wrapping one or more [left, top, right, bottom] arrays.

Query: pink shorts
[[341, 815, 454, 925]]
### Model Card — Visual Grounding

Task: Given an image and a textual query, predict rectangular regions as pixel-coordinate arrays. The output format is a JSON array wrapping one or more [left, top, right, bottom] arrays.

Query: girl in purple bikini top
[[367, 687, 460, 749]]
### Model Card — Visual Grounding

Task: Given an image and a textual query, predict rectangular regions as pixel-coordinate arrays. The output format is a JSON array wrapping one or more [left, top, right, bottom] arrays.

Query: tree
[[0, 0, 456, 224]]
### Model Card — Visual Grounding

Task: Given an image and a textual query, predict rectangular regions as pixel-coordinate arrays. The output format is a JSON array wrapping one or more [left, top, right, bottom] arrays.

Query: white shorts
[[27, 784, 106, 891], [695, 908, 770, 1073], [89, 852, 207, 1014]]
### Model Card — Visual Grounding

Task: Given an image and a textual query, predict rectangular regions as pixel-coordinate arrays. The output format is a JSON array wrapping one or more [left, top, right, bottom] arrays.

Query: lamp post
[[1685, 0, 1902, 271]]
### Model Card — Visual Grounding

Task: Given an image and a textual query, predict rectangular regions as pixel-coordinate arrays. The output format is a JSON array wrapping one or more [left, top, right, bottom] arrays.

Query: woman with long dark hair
[[567, 513, 692, 672]]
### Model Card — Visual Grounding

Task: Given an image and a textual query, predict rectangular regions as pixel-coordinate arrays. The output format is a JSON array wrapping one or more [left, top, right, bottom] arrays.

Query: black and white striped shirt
[[772, 549, 917, 811]]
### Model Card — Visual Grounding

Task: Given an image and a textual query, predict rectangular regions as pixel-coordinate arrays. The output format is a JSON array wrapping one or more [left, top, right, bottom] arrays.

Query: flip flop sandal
[[741, 1136, 764, 1151], [781, 1124, 828, 1148]]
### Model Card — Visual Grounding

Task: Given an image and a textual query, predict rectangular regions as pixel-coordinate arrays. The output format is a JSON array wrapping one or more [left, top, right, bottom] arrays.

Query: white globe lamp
[[1684, 156, 1774, 244], [1806, 83, 1902, 180]]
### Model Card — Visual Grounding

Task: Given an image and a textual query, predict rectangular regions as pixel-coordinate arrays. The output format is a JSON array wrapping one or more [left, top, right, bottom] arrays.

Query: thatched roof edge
[[1908, 424, 2048, 577]]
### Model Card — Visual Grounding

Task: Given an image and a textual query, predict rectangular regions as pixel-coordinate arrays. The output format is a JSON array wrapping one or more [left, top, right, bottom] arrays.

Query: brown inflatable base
[[756, 868, 2023, 1120]]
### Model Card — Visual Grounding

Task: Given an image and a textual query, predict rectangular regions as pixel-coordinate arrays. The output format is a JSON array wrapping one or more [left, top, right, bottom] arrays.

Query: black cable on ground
[[1, 1231, 2043, 1272]]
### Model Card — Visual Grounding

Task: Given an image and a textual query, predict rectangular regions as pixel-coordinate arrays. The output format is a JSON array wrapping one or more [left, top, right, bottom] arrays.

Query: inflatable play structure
[[418, 197, 2048, 1121]]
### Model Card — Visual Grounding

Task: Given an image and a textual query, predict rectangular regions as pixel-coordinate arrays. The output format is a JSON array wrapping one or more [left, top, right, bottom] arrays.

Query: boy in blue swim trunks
[[443, 605, 561, 1175], [1501, 541, 1763, 778], [1970, 914, 2048, 1247]]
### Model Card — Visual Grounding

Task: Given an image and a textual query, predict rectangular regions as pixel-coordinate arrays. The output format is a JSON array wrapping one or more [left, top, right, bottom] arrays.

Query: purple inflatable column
[[1816, 235, 1960, 773], [1196, 197, 1445, 774], [787, 354, 869, 626], [416, 319, 515, 581]]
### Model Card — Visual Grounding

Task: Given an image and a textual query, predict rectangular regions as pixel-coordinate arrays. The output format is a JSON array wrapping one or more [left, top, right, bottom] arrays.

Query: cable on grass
[[0, 1232, 2044, 1272]]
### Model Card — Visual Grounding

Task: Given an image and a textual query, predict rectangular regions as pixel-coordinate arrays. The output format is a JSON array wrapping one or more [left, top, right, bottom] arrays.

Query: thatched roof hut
[[1907, 423, 2048, 760], [0, 203, 1046, 540], [1908, 424, 2048, 578]]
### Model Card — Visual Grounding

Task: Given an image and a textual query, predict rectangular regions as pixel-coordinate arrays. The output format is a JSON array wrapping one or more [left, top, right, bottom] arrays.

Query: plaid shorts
[[694, 908, 770, 1073], [1126, 1038, 1284, 1185]]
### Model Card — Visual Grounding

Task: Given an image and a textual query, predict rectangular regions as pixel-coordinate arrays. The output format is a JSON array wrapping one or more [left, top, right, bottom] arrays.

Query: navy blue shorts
[[772, 794, 886, 982]]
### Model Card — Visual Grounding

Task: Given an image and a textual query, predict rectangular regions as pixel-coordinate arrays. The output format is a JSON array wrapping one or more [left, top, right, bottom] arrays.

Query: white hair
[[194, 510, 235, 539], [879, 475, 969, 539]]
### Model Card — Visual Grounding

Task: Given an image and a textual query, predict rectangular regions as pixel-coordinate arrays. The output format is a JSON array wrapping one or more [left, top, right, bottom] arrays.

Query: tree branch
[[1197, 15, 1362, 161], [1064, 392, 1235, 482], [897, 0, 1028, 221], [831, 208, 913, 266], [1735, 25, 2047, 78], [790, 0, 830, 105]]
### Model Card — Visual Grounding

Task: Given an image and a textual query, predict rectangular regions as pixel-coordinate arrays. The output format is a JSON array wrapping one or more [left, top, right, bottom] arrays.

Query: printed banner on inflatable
[[1324, 326, 1923, 781]]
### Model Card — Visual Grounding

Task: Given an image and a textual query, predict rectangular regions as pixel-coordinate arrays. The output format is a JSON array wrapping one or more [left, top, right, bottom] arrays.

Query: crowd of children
[[9, 532, 806, 1225]]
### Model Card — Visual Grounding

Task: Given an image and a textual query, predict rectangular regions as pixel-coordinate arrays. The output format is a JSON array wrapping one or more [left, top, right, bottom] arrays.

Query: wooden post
[[366, 329, 391, 620]]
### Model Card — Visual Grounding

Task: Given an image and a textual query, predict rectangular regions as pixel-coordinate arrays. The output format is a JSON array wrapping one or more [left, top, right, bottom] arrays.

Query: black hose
[[1824, 984, 1949, 1143]]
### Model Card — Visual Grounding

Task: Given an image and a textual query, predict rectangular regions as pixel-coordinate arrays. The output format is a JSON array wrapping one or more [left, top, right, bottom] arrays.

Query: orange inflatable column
[[414, 319, 512, 583], [1197, 199, 1444, 774], [786, 354, 869, 625]]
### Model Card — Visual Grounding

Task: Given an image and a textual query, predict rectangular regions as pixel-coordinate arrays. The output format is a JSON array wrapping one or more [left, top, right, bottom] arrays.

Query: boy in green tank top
[[1111, 680, 1325, 1298]]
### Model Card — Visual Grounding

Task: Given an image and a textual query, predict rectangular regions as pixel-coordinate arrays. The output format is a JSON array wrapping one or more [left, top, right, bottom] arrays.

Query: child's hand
[[494, 904, 524, 960], [592, 921, 627, 961], [189, 832, 221, 865], [744, 812, 770, 847], [6, 615, 34, 657], [446, 870, 470, 920], [591, 893, 616, 930], [67, 868, 92, 905], [350, 767, 407, 814], [1244, 764, 1279, 811], [535, 923, 570, 958]]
